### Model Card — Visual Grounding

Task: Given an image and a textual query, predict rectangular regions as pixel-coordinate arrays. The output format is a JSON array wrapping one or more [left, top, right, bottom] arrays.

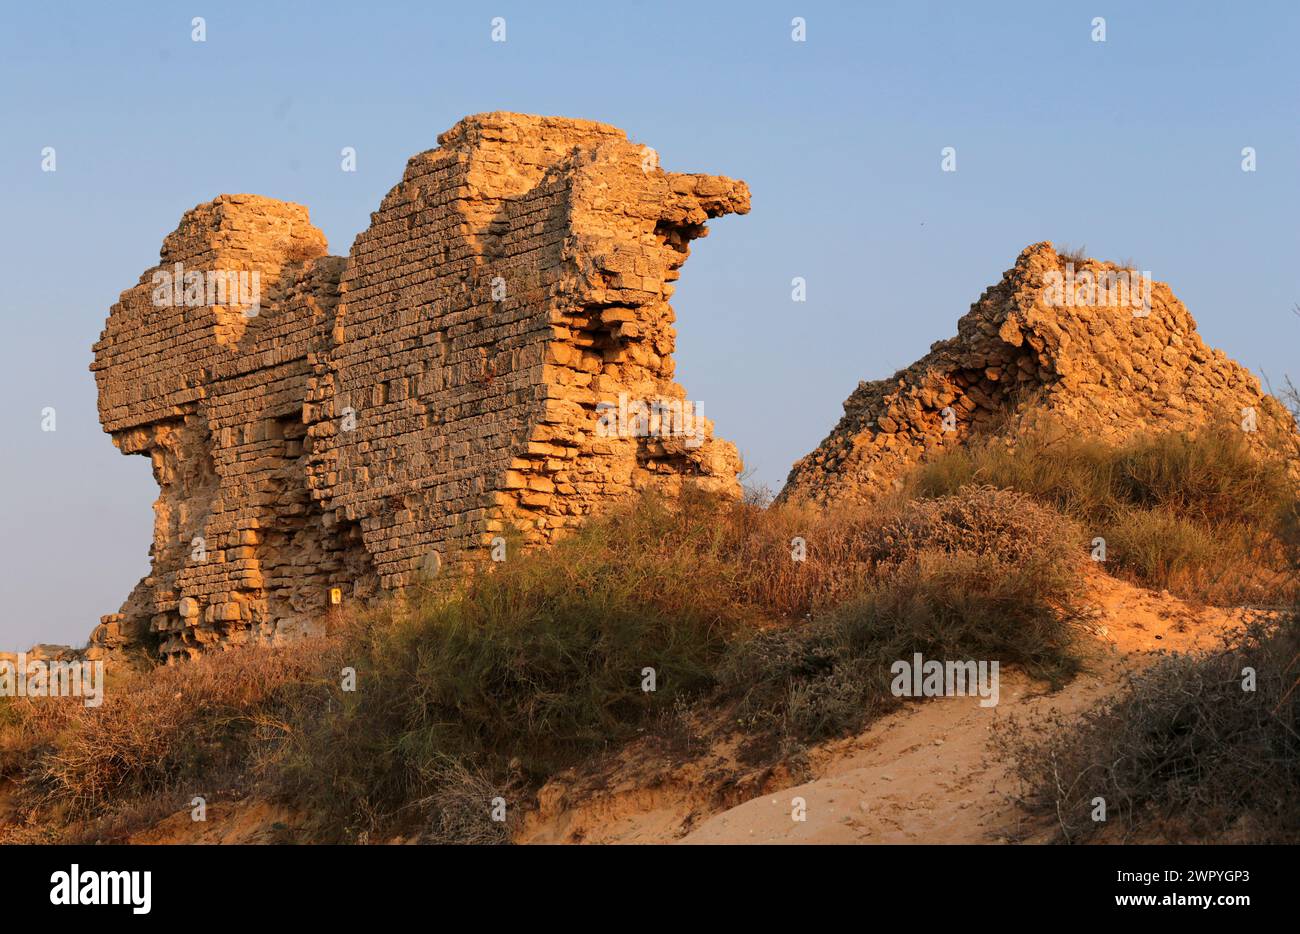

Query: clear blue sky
[[1, 1, 1296, 650]]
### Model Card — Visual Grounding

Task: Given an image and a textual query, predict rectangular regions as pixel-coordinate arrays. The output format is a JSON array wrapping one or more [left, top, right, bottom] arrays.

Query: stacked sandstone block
[[781, 242, 1300, 505], [92, 113, 747, 659]]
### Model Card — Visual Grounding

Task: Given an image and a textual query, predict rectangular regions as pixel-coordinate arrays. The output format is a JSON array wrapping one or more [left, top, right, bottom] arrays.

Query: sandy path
[[679, 668, 1098, 843]]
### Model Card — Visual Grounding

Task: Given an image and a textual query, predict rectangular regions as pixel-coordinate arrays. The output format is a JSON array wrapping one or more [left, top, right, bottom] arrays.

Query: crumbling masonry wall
[[781, 243, 1300, 505], [92, 113, 747, 659]]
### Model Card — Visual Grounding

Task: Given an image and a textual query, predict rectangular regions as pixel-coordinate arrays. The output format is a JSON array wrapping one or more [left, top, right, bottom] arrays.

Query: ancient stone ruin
[[91, 113, 748, 660], [781, 242, 1300, 504]]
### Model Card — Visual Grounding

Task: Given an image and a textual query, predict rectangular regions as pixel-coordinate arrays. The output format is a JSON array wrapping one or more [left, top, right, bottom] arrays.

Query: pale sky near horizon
[[1, 1, 1297, 650]]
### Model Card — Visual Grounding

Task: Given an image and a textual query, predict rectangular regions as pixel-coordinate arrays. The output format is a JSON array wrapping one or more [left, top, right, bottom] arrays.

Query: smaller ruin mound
[[781, 243, 1300, 505]]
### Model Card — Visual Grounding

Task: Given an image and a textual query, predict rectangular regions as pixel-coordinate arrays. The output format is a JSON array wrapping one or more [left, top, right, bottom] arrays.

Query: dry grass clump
[[911, 426, 1298, 604], [1004, 612, 1300, 843], [862, 484, 1082, 569], [413, 755, 514, 845], [0, 643, 318, 829]]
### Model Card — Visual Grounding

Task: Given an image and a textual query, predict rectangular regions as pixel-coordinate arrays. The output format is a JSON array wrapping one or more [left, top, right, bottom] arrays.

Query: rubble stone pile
[[781, 243, 1300, 505]]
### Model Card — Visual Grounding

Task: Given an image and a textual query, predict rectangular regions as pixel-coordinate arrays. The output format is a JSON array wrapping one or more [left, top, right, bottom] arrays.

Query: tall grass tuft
[[911, 426, 1298, 604]]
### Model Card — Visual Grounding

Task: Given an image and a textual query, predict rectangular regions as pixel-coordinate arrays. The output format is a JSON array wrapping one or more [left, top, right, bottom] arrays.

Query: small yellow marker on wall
[[329, 587, 342, 606]]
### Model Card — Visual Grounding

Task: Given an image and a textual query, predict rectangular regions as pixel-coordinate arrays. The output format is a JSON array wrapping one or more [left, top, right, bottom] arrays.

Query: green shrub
[[270, 490, 783, 838]]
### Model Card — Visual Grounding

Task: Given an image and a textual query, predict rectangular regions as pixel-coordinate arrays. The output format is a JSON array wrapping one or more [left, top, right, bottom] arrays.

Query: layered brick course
[[91, 113, 747, 659]]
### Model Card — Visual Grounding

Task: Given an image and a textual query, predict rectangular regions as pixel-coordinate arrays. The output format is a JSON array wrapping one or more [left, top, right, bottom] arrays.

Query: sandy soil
[[126, 799, 300, 845]]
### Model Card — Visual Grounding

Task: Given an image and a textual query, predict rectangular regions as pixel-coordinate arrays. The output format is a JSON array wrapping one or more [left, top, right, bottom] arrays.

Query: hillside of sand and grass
[[6, 243, 1300, 845], [2, 421, 1298, 845]]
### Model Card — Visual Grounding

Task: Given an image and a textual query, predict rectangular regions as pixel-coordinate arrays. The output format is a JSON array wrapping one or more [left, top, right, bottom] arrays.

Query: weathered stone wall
[[91, 113, 747, 659], [781, 242, 1300, 505]]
